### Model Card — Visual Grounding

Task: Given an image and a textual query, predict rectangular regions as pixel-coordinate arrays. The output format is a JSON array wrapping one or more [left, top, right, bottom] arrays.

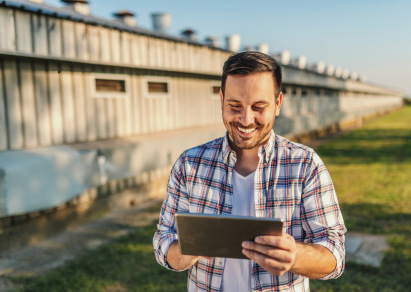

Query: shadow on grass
[[316, 129, 411, 165], [15, 224, 187, 292], [340, 202, 411, 235]]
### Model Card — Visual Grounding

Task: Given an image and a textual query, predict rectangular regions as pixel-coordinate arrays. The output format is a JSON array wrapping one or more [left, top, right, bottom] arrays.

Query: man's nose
[[239, 107, 254, 126]]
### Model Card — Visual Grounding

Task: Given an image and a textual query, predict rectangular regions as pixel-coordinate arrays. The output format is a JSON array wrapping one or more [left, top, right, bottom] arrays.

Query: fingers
[[241, 233, 297, 276], [242, 248, 291, 276], [253, 234, 295, 251], [242, 241, 293, 263]]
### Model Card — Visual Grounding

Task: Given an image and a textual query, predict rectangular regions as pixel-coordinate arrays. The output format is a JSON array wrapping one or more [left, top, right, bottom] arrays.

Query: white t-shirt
[[221, 170, 255, 292]]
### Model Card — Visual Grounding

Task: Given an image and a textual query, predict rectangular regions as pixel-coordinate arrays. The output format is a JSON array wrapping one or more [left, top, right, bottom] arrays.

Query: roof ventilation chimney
[[113, 10, 137, 27], [326, 64, 335, 76], [292, 56, 307, 69], [257, 43, 269, 55], [181, 29, 197, 42], [151, 13, 171, 34], [204, 36, 220, 48], [272, 50, 290, 65], [226, 34, 241, 52], [359, 74, 366, 82], [61, 0, 90, 15], [280, 50, 290, 64], [350, 72, 358, 80], [334, 67, 342, 78], [314, 61, 325, 74], [342, 69, 350, 79]]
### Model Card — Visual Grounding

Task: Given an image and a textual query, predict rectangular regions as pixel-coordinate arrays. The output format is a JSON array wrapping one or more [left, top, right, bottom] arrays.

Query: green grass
[[15, 223, 187, 292], [310, 106, 411, 291], [13, 107, 411, 291]]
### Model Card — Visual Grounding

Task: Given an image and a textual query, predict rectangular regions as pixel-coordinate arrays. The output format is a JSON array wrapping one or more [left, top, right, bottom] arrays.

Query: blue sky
[[46, 0, 411, 96]]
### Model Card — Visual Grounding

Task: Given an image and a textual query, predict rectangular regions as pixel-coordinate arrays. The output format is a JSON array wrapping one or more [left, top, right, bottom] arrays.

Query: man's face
[[220, 72, 282, 151]]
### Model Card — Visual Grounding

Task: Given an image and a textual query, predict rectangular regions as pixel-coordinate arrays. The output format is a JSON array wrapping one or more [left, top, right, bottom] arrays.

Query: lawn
[[14, 107, 411, 291]]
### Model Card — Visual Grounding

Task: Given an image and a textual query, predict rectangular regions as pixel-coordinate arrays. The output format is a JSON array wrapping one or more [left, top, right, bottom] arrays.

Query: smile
[[237, 127, 256, 134]]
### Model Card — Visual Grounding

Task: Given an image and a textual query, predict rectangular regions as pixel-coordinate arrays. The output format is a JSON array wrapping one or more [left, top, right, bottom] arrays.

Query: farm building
[[0, 0, 403, 229]]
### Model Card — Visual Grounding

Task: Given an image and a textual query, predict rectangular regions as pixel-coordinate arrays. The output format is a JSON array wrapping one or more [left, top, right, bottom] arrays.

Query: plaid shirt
[[153, 131, 346, 292]]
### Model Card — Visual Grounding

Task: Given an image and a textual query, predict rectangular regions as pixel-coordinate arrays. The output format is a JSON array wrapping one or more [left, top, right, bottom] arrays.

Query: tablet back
[[175, 213, 283, 259]]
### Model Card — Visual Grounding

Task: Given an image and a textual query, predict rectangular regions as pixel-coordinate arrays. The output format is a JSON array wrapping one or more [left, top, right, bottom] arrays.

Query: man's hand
[[242, 231, 337, 279], [242, 231, 297, 276], [166, 241, 214, 270]]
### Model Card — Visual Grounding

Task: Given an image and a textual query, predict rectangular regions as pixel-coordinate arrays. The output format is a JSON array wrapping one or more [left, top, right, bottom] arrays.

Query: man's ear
[[275, 92, 283, 116]]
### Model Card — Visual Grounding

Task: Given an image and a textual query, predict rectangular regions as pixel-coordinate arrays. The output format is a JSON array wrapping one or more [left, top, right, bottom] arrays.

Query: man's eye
[[230, 105, 241, 110]]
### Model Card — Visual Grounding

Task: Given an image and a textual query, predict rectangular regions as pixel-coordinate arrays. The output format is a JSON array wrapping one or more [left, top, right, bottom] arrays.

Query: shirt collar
[[221, 130, 276, 164]]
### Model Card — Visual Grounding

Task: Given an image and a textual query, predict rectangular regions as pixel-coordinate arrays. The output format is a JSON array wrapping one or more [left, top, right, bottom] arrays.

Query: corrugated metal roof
[[1, 0, 230, 52]]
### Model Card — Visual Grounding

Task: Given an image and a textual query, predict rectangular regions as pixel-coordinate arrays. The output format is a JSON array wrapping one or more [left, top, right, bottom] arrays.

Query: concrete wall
[[0, 125, 226, 217]]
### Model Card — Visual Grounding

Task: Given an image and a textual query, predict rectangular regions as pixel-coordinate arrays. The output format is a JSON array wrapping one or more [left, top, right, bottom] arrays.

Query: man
[[153, 52, 346, 291]]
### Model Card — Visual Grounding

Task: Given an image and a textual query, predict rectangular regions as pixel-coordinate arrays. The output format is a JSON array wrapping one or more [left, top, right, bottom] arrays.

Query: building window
[[148, 82, 168, 93], [210, 81, 221, 99], [95, 79, 126, 93], [301, 88, 308, 97], [142, 77, 172, 98], [90, 74, 130, 98]]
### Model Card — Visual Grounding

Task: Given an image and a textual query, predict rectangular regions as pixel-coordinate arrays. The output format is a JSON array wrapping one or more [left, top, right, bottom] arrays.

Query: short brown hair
[[221, 51, 282, 98]]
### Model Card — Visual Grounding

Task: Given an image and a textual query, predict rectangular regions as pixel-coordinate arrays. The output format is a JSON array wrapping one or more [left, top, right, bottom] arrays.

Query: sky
[[46, 0, 411, 96]]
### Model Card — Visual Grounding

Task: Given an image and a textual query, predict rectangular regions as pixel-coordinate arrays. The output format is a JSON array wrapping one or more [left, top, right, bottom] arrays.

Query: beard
[[224, 120, 274, 150]]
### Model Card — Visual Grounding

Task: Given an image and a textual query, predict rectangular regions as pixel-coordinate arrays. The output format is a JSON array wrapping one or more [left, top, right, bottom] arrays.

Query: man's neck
[[233, 147, 259, 177]]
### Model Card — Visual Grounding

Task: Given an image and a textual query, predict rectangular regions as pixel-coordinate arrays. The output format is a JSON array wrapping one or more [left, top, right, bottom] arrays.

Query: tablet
[[175, 213, 283, 259]]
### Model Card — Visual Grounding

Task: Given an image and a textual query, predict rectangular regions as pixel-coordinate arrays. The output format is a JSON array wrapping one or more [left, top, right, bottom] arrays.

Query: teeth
[[238, 127, 255, 133]]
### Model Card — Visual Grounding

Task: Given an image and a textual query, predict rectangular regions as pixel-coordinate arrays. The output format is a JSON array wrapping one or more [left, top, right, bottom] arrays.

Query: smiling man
[[154, 52, 346, 292]]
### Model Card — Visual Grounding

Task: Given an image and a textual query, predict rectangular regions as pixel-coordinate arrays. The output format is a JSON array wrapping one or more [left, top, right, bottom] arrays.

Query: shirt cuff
[[310, 236, 345, 280], [155, 232, 180, 271]]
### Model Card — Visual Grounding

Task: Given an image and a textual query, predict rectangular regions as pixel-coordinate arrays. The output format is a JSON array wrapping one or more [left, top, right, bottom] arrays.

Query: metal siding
[[19, 62, 38, 148], [115, 98, 125, 136], [139, 76, 148, 133], [75, 23, 89, 60], [33, 62, 52, 146], [0, 61, 8, 151], [130, 74, 140, 134], [130, 34, 140, 66], [62, 20, 76, 59], [95, 98, 107, 139], [47, 17, 62, 57], [32, 14, 48, 55], [123, 71, 132, 136], [0, 9, 16, 51], [170, 42, 177, 70], [48, 63, 64, 144], [175, 77, 183, 128], [88, 25, 100, 62], [14, 11, 32, 54], [60, 66, 76, 142], [121, 32, 131, 64], [3, 60, 23, 149], [146, 38, 154, 67], [140, 36, 148, 67], [106, 98, 116, 138], [100, 28, 110, 62], [72, 67, 87, 141], [156, 39, 163, 68], [163, 40, 170, 69], [111, 30, 121, 64], [83, 67, 97, 141]]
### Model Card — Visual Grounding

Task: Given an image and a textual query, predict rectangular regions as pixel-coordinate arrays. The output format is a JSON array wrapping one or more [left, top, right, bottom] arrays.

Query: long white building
[[0, 0, 403, 226]]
